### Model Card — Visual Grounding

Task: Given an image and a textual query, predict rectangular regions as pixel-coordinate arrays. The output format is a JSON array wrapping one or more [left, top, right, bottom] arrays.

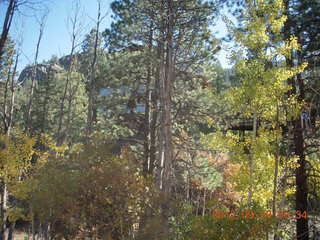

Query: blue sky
[[1, 0, 234, 72], [1, 0, 112, 71]]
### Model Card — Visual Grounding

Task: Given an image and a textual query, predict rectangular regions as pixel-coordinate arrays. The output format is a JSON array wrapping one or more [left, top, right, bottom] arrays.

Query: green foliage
[[169, 204, 195, 240], [191, 215, 274, 240], [16, 59, 88, 142], [194, 156, 223, 190], [0, 36, 15, 81], [5, 0, 319, 238], [0, 130, 37, 182]]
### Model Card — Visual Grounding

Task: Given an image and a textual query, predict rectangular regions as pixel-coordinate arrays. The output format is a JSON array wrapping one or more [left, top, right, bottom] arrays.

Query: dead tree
[[86, 0, 108, 137], [25, 12, 48, 132], [57, 0, 84, 144]]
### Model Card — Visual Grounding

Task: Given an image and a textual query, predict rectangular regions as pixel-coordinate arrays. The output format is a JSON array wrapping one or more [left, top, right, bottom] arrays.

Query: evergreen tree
[[105, 0, 222, 237], [283, 1, 320, 239]]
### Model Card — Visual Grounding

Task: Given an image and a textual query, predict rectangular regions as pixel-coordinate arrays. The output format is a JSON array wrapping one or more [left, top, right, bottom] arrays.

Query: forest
[[0, 0, 320, 239]]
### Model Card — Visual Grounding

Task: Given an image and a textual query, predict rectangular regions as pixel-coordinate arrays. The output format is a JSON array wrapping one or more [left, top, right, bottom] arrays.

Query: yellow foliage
[[204, 0, 309, 210], [0, 129, 69, 225], [7, 207, 28, 222], [0, 132, 36, 182]]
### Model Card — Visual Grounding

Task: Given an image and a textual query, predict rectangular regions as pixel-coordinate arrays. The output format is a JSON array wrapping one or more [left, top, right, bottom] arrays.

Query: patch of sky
[[100, 88, 114, 96]]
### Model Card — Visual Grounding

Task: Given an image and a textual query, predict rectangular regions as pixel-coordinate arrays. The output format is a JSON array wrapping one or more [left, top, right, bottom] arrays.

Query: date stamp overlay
[[212, 209, 308, 220]]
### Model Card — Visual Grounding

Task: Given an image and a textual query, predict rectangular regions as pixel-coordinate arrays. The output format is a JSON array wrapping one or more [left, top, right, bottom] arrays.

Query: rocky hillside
[[17, 63, 64, 86]]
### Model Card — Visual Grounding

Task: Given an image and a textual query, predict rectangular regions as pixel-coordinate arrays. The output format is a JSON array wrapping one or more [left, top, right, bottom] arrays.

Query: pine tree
[[105, 0, 222, 237], [283, 1, 320, 239]]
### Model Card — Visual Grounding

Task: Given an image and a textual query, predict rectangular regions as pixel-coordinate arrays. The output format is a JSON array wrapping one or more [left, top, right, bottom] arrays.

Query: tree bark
[[6, 51, 19, 136], [158, 0, 174, 195], [2, 46, 18, 135], [0, 181, 5, 240], [7, 221, 15, 240], [283, 2, 309, 237], [164, 0, 174, 193], [294, 72, 308, 240], [143, 25, 153, 176], [202, 189, 206, 216], [25, 13, 47, 133], [273, 103, 280, 240], [86, 0, 102, 137], [158, 0, 174, 238], [0, 0, 17, 62]]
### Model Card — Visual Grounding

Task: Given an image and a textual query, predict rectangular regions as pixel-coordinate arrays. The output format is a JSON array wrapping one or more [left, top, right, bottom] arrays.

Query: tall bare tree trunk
[[65, 73, 82, 143], [143, 26, 153, 176], [2, 48, 18, 135], [6, 51, 19, 136], [294, 72, 308, 240], [163, 0, 174, 193], [202, 189, 206, 216], [157, 0, 174, 238], [273, 103, 280, 240], [86, 0, 105, 137], [158, 0, 173, 195], [2, 65, 12, 134], [57, 1, 83, 144], [25, 13, 47, 133]]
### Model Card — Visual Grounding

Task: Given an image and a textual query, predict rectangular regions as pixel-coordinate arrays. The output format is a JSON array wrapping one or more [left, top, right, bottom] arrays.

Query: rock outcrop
[[18, 63, 64, 86]]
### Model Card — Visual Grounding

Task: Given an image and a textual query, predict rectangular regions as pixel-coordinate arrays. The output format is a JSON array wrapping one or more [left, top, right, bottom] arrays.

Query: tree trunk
[[284, 3, 309, 237], [2, 49, 17, 135], [2, 65, 11, 134], [156, 0, 174, 238], [26, 14, 46, 133], [248, 113, 257, 205], [0, 180, 9, 240], [56, 46, 75, 143], [86, 1, 102, 137], [0, 182, 4, 240], [273, 104, 280, 240], [143, 25, 153, 176], [6, 51, 19, 136], [202, 189, 206, 216], [7, 221, 15, 240], [158, 0, 174, 195], [294, 72, 308, 240], [0, 0, 16, 61], [32, 209, 35, 240]]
